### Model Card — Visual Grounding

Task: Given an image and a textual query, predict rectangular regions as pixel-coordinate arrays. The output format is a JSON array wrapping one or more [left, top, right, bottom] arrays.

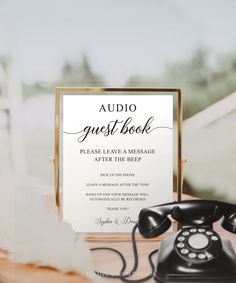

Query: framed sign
[[54, 88, 183, 234]]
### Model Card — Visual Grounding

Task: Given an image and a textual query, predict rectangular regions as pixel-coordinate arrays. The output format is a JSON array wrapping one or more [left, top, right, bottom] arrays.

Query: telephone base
[[154, 234, 236, 283], [154, 272, 236, 283]]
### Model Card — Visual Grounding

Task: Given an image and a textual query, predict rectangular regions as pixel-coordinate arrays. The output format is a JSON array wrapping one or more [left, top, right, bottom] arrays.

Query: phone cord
[[90, 224, 158, 282]]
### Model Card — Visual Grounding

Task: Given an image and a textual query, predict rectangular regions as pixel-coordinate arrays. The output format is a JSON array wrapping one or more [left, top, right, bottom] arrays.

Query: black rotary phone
[[138, 200, 236, 282], [92, 200, 236, 283]]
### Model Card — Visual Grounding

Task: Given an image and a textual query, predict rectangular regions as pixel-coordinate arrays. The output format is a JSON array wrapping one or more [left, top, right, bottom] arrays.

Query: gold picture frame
[[54, 87, 183, 234]]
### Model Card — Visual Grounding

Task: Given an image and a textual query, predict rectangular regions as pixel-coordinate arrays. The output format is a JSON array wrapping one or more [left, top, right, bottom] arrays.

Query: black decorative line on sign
[[149, 126, 172, 132], [64, 130, 85, 134]]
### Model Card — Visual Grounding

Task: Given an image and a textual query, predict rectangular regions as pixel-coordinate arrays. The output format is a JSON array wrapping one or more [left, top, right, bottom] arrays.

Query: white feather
[[0, 174, 92, 275]]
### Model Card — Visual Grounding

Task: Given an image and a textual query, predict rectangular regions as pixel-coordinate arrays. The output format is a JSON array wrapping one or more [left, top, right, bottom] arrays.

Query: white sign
[[63, 94, 173, 233]]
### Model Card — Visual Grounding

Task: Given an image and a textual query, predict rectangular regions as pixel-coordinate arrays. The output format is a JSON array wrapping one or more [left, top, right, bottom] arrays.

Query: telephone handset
[[92, 200, 236, 283]]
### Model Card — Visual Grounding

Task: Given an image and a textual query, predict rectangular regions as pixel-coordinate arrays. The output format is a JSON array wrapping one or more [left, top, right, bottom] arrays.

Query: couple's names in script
[[95, 216, 136, 226], [64, 103, 171, 142]]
